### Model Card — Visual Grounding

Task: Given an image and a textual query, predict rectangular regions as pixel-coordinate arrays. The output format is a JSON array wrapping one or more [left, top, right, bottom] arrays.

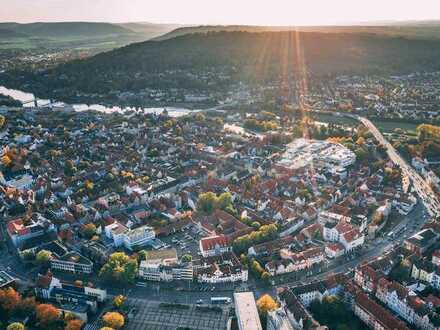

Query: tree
[[6, 323, 24, 330], [194, 113, 206, 122], [356, 136, 366, 145], [251, 260, 264, 276], [0, 115, 5, 129], [137, 250, 148, 261], [16, 296, 37, 317], [197, 192, 218, 214], [36, 250, 52, 265], [181, 254, 192, 263], [113, 295, 126, 309], [65, 319, 83, 330], [64, 160, 76, 176], [99, 252, 138, 284], [103, 312, 124, 329], [81, 223, 97, 239], [309, 295, 363, 330], [85, 180, 94, 191], [36, 304, 60, 327], [217, 192, 233, 211], [0, 287, 21, 313], [257, 294, 278, 314], [261, 271, 271, 281], [233, 224, 278, 254], [1, 154, 12, 167]]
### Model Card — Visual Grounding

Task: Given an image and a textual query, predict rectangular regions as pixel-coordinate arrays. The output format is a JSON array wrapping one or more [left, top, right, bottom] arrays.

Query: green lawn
[[312, 112, 418, 134]]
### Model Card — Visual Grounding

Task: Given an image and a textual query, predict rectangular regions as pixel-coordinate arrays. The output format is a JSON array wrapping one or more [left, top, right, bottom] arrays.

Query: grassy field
[[312, 112, 418, 134], [371, 120, 418, 133], [311, 113, 358, 126]]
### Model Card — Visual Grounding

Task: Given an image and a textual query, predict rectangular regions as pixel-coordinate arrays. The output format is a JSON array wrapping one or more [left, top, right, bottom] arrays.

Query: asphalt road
[[359, 116, 440, 217]]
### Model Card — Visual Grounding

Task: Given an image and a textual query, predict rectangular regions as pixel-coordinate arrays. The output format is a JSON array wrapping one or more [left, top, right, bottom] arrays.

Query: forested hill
[[156, 23, 440, 41], [3, 31, 440, 97], [0, 22, 134, 38]]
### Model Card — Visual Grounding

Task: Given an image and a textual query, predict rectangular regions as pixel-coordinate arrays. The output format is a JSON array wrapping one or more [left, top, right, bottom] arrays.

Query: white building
[[123, 225, 155, 251], [105, 222, 155, 251], [234, 292, 263, 330], [50, 252, 93, 274], [138, 248, 193, 282]]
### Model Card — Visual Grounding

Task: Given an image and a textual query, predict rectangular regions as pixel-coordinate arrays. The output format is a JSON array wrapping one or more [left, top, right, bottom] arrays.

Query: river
[[0, 85, 199, 117]]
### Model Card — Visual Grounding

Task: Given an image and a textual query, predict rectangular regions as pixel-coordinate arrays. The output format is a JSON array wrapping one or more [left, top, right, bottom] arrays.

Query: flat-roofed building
[[138, 248, 193, 282], [50, 251, 93, 274], [234, 292, 262, 330]]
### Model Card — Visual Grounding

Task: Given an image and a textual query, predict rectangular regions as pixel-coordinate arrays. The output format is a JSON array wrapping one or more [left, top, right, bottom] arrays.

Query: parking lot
[[126, 299, 229, 330], [160, 225, 206, 258]]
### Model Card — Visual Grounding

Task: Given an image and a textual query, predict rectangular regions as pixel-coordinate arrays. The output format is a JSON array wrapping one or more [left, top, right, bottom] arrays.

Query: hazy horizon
[[1, 0, 440, 26]]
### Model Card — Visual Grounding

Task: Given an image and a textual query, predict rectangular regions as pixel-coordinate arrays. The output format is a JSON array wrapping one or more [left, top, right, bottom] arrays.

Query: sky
[[1, 0, 440, 26]]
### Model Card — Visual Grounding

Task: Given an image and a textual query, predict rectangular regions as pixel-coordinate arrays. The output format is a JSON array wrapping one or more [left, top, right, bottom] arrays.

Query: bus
[[211, 297, 231, 305]]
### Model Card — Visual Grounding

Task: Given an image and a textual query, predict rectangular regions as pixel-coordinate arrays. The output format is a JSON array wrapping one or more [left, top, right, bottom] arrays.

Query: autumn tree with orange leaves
[[102, 312, 124, 329], [36, 304, 60, 327], [0, 288, 21, 315], [65, 319, 83, 330]]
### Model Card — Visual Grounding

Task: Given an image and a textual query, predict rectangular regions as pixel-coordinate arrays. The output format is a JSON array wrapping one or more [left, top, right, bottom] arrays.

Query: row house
[[194, 252, 247, 283], [272, 288, 323, 330], [266, 247, 325, 276], [199, 235, 232, 257], [323, 220, 365, 253], [411, 259, 440, 290], [354, 292, 410, 330], [376, 278, 438, 329], [248, 236, 296, 258], [292, 281, 328, 307], [354, 264, 384, 294]]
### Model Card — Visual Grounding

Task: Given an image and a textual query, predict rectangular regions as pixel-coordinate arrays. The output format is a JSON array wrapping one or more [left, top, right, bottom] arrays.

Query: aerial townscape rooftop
[[0, 2, 440, 329]]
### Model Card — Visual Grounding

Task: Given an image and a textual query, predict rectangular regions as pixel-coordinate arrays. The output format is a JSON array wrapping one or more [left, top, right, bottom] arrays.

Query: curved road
[[358, 116, 440, 218]]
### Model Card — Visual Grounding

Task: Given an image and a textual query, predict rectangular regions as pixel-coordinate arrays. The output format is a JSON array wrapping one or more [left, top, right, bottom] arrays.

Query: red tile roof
[[7, 218, 30, 236], [355, 292, 409, 330], [200, 235, 230, 252]]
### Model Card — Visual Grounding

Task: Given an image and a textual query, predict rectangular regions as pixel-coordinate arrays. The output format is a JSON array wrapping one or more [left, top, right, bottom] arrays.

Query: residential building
[[354, 292, 409, 330], [404, 229, 438, 255], [7, 215, 56, 247], [194, 252, 247, 283], [199, 235, 232, 257]]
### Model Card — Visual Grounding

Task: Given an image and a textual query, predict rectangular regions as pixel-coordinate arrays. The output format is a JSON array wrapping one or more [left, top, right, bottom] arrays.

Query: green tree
[[113, 295, 126, 309], [6, 323, 24, 330], [181, 254, 192, 263], [36, 250, 52, 265], [99, 252, 138, 285], [81, 223, 97, 239], [218, 192, 233, 210], [198, 192, 218, 214]]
